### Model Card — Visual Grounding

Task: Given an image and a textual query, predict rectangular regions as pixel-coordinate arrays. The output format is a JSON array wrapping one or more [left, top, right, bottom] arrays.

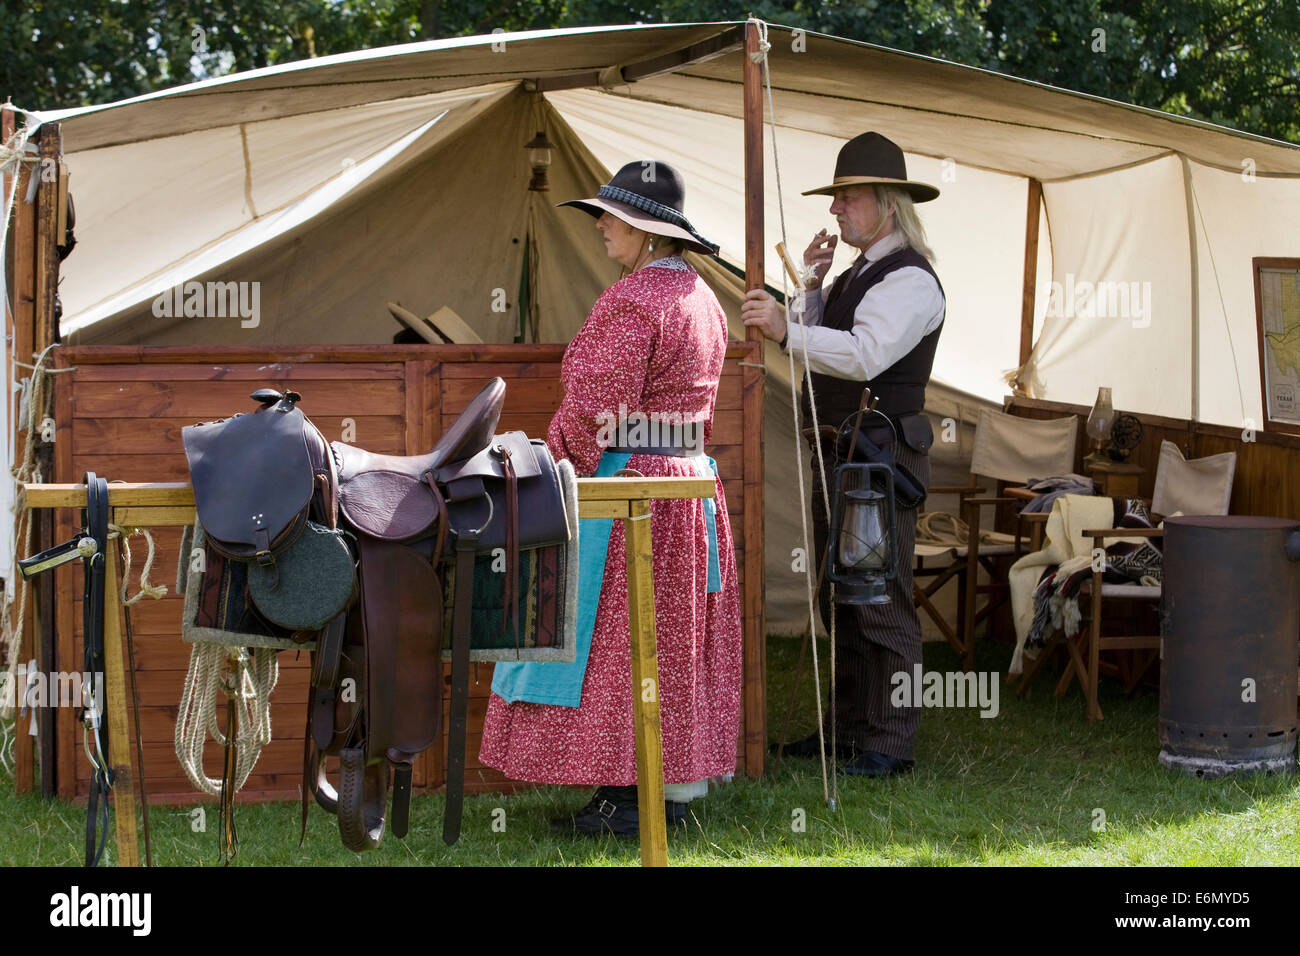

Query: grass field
[[3, 636, 1298, 866]]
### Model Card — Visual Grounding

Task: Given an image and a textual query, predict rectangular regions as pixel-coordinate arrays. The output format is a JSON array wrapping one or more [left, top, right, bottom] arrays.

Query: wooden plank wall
[[51, 344, 761, 804], [1006, 396, 1300, 519]]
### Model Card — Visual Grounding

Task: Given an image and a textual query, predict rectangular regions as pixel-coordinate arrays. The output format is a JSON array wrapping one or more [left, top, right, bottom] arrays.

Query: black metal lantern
[[826, 462, 897, 605]]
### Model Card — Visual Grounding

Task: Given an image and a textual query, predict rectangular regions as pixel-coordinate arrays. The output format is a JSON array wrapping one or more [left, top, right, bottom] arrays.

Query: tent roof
[[36, 22, 1300, 177]]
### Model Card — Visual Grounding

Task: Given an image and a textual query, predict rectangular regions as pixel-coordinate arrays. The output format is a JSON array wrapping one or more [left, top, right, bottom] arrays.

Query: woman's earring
[[648, 239, 655, 251]]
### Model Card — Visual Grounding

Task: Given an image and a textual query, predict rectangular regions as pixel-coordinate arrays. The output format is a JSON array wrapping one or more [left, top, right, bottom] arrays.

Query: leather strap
[[83, 473, 110, 868], [310, 614, 347, 750], [500, 444, 520, 652], [443, 534, 477, 845]]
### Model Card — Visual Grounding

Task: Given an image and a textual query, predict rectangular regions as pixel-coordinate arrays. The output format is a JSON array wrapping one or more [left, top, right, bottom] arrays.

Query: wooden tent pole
[[1018, 178, 1043, 369], [33, 124, 63, 800], [5, 105, 38, 792], [743, 24, 765, 305], [740, 19, 768, 777]]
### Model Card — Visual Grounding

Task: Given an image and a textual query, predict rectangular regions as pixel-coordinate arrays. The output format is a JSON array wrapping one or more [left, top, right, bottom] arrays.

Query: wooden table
[[22, 475, 715, 868], [1087, 460, 1144, 498]]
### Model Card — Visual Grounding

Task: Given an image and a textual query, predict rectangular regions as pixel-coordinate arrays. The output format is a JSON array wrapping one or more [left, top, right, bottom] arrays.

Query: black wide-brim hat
[[558, 161, 720, 255], [802, 132, 939, 203]]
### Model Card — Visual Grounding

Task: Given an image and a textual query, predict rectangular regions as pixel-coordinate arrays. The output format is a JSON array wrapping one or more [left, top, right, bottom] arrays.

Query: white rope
[[175, 644, 278, 796], [0, 343, 59, 724], [749, 17, 838, 809], [110, 524, 169, 605], [0, 713, 14, 776]]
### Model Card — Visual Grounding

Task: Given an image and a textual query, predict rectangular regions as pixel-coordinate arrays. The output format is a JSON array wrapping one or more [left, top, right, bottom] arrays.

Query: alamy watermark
[[49, 886, 151, 936], [594, 403, 706, 454], [890, 665, 999, 718], [1043, 273, 1152, 328], [1, 665, 104, 713], [151, 280, 261, 328]]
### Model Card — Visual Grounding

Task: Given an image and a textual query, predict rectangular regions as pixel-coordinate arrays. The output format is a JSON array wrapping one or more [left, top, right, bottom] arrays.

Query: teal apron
[[491, 451, 721, 707]]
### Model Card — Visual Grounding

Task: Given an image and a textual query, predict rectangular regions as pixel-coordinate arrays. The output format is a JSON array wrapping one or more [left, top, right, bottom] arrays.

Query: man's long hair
[[875, 185, 935, 262]]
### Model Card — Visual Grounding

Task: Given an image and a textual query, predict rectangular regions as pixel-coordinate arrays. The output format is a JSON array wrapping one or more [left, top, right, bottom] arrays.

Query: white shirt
[[784, 231, 945, 381]]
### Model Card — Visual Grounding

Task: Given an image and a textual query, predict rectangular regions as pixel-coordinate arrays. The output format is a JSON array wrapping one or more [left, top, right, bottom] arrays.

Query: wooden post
[[101, 543, 140, 866], [1018, 178, 1042, 369], [740, 16, 768, 778], [6, 104, 37, 792], [33, 124, 62, 800], [624, 498, 667, 867], [743, 22, 765, 304]]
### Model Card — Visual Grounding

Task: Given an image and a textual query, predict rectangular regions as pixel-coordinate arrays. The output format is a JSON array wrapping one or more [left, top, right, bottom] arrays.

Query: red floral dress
[[478, 258, 743, 785]]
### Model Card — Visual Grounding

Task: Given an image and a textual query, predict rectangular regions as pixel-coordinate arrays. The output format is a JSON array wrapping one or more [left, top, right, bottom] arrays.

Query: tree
[[2, 1, 1295, 144]]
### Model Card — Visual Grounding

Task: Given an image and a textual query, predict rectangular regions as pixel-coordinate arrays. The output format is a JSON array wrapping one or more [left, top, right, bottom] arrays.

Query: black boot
[[551, 786, 688, 838]]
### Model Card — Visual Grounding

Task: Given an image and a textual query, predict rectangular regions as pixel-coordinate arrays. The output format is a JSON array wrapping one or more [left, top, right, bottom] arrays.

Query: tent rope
[[0, 343, 60, 726], [749, 16, 839, 810]]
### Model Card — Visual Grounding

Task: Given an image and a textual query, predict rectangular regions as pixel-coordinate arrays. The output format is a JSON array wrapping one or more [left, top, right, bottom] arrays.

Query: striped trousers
[[812, 440, 928, 761]]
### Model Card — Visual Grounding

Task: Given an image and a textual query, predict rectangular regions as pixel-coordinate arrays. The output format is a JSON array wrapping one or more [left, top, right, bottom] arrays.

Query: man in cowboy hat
[[742, 131, 944, 778]]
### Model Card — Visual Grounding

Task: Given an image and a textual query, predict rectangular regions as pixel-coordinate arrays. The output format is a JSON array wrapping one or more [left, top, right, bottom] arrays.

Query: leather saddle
[[182, 378, 569, 851]]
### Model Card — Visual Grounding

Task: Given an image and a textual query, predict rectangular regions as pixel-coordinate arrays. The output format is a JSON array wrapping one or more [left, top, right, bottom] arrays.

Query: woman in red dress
[[479, 162, 743, 835]]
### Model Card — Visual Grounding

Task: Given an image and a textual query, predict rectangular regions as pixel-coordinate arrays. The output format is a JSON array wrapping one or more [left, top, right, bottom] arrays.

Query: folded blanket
[[1021, 473, 1096, 513], [1020, 499, 1166, 654]]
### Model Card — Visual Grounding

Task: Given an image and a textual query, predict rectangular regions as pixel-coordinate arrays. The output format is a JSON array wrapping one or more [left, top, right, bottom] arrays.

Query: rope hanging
[[110, 523, 169, 605], [748, 17, 839, 810], [0, 343, 60, 725], [175, 644, 278, 797]]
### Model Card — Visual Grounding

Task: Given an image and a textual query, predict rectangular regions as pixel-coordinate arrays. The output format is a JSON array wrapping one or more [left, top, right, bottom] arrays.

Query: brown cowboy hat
[[802, 132, 939, 203], [558, 161, 719, 255]]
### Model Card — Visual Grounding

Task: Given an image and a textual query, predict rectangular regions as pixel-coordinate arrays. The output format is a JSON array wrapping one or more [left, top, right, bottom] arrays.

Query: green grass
[[3, 637, 1299, 865]]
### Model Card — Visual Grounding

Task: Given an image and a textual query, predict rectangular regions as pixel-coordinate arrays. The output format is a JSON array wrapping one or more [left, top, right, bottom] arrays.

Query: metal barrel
[[1159, 515, 1300, 777]]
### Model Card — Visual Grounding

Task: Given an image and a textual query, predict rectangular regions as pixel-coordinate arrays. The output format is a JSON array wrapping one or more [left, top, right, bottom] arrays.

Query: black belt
[[17, 473, 113, 866], [82, 474, 112, 868], [607, 445, 702, 457]]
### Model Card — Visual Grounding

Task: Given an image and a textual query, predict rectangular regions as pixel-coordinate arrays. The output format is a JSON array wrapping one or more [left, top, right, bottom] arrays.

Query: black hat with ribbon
[[802, 132, 939, 203], [558, 161, 719, 255]]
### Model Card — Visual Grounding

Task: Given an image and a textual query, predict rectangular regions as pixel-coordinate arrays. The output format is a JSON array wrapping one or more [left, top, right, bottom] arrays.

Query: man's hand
[[741, 289, 787, 344], [803, 229, 837, 289]]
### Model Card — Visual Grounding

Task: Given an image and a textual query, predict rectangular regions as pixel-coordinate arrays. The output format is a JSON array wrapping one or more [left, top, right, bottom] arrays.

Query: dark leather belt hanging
[[18, 472, 112, 866]]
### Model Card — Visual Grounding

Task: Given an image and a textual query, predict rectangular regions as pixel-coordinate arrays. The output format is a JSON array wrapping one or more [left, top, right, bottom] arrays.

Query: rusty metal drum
[[1159, 515, 1300, 777]]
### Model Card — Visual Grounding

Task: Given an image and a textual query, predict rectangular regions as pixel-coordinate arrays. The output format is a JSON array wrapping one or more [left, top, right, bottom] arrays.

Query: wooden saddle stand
[[182, 377, 569, 851]]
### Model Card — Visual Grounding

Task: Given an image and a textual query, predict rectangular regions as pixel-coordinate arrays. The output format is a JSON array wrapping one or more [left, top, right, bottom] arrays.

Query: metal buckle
[[254, 549, 275, 566]]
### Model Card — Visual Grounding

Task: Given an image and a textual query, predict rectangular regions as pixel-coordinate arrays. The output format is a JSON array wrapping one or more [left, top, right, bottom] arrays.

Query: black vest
[[800, 246, 944, 430]]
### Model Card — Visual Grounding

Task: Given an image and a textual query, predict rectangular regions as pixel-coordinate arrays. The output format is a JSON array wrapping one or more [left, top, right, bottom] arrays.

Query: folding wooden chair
[[914, 408, 1079, 671], [1020, 440, 1236, 719]]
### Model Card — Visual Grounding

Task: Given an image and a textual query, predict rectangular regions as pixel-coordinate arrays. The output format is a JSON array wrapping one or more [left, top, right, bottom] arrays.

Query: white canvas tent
[[13, 21, 1300, 627]]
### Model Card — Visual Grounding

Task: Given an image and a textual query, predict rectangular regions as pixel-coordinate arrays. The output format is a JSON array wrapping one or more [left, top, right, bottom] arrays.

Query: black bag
[[835, 413, 931, 510]]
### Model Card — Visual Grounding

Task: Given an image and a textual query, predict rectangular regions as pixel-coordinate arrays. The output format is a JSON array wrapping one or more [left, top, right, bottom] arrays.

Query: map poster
[[1253, 258, 1300, 434]]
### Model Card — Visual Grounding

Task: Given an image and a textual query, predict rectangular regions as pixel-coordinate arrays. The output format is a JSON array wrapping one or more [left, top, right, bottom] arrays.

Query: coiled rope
[[175, 644, 278, 796]]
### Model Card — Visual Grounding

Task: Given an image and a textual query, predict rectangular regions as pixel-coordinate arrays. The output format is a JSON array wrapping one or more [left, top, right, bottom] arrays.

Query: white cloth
[[1006, 494, 1145, 673], [785, 231, 946, 381]]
